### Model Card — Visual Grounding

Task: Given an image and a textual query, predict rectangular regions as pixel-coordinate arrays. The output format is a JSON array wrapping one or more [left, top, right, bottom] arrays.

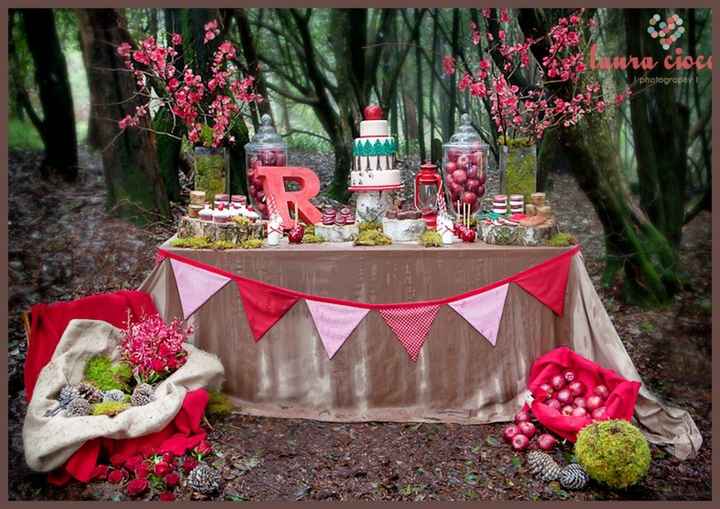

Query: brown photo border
[[1, 0, 716, 506]]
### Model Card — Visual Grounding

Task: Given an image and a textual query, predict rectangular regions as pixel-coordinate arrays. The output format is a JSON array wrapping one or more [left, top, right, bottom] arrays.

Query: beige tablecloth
[[140, 241, 701, 459]]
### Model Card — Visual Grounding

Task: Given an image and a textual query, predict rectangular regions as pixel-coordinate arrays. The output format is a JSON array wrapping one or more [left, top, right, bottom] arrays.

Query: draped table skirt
[[140, 239, 701, 459]]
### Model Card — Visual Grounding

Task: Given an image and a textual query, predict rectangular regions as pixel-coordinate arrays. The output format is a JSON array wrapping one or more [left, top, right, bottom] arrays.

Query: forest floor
[[7, 147, 711, 501]]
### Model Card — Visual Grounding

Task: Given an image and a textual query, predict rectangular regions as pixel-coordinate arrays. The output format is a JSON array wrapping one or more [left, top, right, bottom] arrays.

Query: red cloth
[[48, 389, 210, 485], [24, 290, 158, 402], [513, 250, 573, 315], [236, 279, 300, 342], [525, 346, 641, 442]]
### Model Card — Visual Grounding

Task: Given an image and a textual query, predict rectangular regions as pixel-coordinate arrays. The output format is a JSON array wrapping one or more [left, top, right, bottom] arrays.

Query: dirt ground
[[7, 147, 711, 501]]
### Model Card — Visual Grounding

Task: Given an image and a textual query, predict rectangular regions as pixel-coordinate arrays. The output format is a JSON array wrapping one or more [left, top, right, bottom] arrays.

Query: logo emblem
[[647, 13, 684, 51]]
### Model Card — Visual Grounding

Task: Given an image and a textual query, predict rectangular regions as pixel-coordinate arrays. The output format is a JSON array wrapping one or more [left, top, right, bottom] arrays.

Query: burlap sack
[[23, 319, 225, 472]]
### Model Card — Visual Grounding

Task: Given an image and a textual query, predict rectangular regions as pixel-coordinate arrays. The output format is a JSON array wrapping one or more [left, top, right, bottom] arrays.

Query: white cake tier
[[354, 154, 395, 171], [360, 120, 389, 137], [350, 169, 402, 188]]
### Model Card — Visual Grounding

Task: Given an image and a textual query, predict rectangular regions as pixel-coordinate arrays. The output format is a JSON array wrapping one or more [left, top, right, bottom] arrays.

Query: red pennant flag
[[513, 251, 573, 315], [236, 279, 299, 342], [378, 304, 440, 362]]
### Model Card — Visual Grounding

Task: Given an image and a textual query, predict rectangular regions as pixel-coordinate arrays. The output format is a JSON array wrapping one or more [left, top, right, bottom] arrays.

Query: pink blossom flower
[[117, 42, 132, 58], [171, 33, 182, 45], [442, 55, 456, 75]]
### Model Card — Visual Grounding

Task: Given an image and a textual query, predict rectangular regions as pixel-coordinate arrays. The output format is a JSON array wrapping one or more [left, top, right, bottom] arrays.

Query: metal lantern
[[245, 114, 288, 219], [414, 161, 443, 230], [441, 113, 489, 217]]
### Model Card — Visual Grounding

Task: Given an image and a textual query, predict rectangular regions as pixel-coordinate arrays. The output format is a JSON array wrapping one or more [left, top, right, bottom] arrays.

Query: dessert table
[[140, 239, 701, 459]]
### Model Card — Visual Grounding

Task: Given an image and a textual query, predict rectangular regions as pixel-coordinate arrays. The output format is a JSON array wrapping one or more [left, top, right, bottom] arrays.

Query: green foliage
[[83, 355, 132, 392], [498, 136, 536, 148], [194, 150, 227, 198], [302, 233, 324, 243], [574, 419, 651, 489], [171, 236, 248, 250], [420, 230, 442, 247], [8, 118, 43, 150], [502, 144, 537, 202], [354, 228, 392, 246], [546, 232, 577, 247], [206, 389, 235, 418], [91, 400, 130, 417], [358, 220, 383, 233], [240, 238, 264, 249]]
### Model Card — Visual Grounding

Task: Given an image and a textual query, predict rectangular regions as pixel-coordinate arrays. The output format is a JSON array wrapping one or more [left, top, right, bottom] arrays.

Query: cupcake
[[321, 206, 337, 226], [199, 205, 213, 222], [212, 203, 231, 223], [338, 207, 355, 225]]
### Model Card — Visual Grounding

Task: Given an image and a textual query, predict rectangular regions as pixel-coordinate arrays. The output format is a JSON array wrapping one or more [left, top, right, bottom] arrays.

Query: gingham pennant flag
[[378, 304, 441, 362]]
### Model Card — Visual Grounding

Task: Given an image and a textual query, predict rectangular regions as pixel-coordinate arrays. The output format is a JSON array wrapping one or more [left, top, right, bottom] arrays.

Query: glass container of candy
[[245, 113, 288, 218], [441, 113, 489, 216]]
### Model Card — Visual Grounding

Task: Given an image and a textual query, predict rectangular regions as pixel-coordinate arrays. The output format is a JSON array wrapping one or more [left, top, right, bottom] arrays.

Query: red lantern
[[414, 162, 443, 229]]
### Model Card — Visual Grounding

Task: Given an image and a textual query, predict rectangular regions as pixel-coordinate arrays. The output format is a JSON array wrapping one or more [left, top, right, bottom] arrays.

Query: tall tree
[[20, 9, 78, 180], [414, 9, 427, 161], [76, 8, 170, 223]]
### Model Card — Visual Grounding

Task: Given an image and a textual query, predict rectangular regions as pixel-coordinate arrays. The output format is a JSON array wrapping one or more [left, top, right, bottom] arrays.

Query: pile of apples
[[503, 411, 558, 452], [247, 150, 287, 218], [536, 370, 610, 421], [443, 148, 486, 214]]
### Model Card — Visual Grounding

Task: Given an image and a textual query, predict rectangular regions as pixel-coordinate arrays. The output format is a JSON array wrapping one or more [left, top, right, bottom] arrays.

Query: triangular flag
[[170, 259, 231, 319], [378, 304, 440, 362], [236, 279, 299, 342], [448, 284, 509, 346], [513, 252, 573, 315], [306, 300, 370, 359]]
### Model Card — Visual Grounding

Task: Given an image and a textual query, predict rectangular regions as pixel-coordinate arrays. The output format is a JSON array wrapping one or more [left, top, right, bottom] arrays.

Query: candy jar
[[245, 113, 287, 219], [441, 113, 489, 217]]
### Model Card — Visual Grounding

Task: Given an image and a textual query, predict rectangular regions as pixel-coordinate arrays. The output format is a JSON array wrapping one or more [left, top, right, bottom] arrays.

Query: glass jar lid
[[445, 113, 483, 147], [246, 114, 286, 150]]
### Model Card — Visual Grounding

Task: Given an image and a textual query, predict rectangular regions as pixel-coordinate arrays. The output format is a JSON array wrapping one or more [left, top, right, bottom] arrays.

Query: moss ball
[[420, 230, 442, 247], [574, 419, 651, 489]]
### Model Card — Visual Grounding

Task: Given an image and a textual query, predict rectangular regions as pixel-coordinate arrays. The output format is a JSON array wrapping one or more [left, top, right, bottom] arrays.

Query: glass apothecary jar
[[441, 113, 489, 216], [499, 138, 537, 202], [245, 113, 287, 218]]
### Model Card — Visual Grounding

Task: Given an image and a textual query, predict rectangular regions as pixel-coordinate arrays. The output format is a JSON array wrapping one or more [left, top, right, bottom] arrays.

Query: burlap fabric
[[23, 319, 224, 472]]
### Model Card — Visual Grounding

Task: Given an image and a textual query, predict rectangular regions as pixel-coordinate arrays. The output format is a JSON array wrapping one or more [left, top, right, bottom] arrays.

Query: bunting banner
[[448, 283, 509, 346], [378, 304, 441, 361], [169, 259, 231, 320], [305, 300, 370, 359], [158, 245, 579, 358]]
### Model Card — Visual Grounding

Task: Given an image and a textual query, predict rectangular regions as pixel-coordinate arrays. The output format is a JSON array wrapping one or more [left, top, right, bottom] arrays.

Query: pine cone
[[77, 383, 103, 403], [58, 384, 80, 407], [102, 389, 126, 402], [559, 463, 589, 490], [526, 450, 561, 482], [130, 388, 152, 407], [187, 463, 222, 495], [64, 398, 90, 417], [135, 383, 154, 397]]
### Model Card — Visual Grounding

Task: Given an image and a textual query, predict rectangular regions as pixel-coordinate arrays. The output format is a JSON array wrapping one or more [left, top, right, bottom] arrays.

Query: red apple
[[586, 395, 603, 411], [478, 173, 487, 185], [593, 385, 609, 399], [571, 407, 588, 418], [550, 375, 565, 390], [511, 433, 530, 451], [514, 410, 530, 424], [457, 154, 470, 169], [573, 397, 587, 408], [288, 224, 305, 244], [591, 406, 608, 420], [364, 104, 384, 120], [518, 421, 536, 439], [447, 148, 461, 162], [563, 370, 576, 383], [561, 405, 574, 416], [503, 424, 520, 443], [449, 182, 463, 195], [462, 228, 477, 243], [445, 161, 457, 174], [462, 192, 477, 205], [256, 203, 268, 215], [556, 389, 572, 404], [537, 433, 557, 451], [538, 383, 554, 397], [466, 178, 480, 193], [477, 185, 485, 197], [466, 165, 478, 179], [452, 169, 468, 184], [568, 381, 586, 397], [546, 398, 561, 411]]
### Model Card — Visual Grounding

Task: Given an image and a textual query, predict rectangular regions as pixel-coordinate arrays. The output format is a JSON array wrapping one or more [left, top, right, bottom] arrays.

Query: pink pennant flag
[[379, 304, 440, 362], [305, 300, 370, 359], [170, 259, 232, 319], [448, 283, 509, 346]]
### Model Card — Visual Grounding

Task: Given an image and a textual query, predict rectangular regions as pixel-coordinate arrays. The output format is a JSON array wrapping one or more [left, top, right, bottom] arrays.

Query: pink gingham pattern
[[379, 304, 440, 362]]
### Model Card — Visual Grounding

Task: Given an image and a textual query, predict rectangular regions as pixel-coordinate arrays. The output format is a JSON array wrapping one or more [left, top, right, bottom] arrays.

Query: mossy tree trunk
[[76, 8, 170, 224]]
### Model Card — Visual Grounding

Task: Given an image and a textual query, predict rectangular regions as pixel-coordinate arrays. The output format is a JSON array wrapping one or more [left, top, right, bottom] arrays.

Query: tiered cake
[[349, 105, 402, 191]]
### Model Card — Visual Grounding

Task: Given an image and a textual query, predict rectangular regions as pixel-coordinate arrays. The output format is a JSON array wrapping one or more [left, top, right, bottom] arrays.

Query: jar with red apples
[[441, 114, 489, 217], [245, 114, 288, 219]]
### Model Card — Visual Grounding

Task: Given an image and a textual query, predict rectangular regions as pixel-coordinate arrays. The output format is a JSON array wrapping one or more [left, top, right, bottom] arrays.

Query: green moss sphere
[[574, 419, 651, 489]]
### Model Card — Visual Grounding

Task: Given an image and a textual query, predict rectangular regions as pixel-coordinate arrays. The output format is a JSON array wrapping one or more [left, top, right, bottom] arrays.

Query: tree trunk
[[21, 9, 78, 180], [414, 8, 426, 162], [235, 8, 273, 130], [625, 9, 689, 250], [76, 8, 170, 223]]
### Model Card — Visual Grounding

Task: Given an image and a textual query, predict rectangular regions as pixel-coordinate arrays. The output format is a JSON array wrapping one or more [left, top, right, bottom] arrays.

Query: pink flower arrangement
[[121, 313, 191, 383], [116, 19, 261, 148], [448, 8, 631, 141]]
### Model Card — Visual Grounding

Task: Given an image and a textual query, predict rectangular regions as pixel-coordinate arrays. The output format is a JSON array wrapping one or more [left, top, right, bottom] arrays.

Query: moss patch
[[240, 238, 264, 249], [420, 230, 443, 247], [194, 150, 226, 198], [546, 232, 577, 247], [83, 356, 132, 392], [91, 401, 130, 417], [354, 227, 392, 246], [302, 233, 324, 244], [575, 419, 651, 489], [503, 145, 537, 202], [171, 236, 244, 250], [206, 390, 235, 419]]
